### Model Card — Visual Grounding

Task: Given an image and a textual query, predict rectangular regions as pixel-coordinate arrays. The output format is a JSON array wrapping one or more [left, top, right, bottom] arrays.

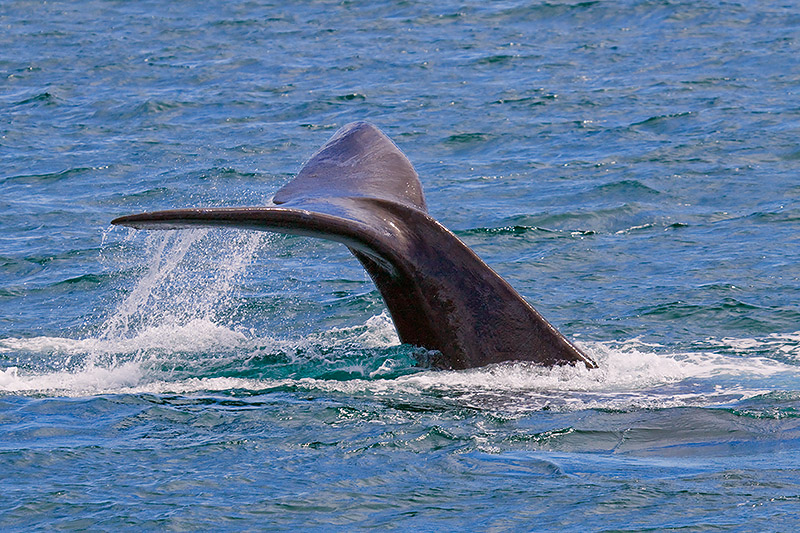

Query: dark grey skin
[[113, 122, 596, 370]]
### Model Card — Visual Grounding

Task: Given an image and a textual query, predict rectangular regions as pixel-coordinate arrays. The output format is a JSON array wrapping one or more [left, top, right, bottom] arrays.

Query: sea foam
[[2, 229, 798, 412]]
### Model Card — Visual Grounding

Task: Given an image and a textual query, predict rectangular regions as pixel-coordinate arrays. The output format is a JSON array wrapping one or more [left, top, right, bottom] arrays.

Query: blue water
[[2, 0, 800, 530]]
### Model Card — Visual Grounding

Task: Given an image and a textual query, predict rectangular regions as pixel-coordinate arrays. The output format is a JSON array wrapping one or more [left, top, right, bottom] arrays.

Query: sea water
[[2, 0, 799, 530]]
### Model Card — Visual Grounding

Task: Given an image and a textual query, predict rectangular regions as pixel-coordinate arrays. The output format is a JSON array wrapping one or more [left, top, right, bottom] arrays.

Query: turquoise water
[[2, 0, 800, 530]]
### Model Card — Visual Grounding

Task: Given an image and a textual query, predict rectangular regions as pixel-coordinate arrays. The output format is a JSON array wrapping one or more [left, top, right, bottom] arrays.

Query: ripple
[[444, 132, 493, 145], [1, 167, 95, 185], [474, 54, 516, 66], [334, 93, 366, 102], [11, 91, 58, 107], [590, 179, 662, 198]]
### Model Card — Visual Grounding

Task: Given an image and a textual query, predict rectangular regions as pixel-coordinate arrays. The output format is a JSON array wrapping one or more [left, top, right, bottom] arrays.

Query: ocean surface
[[2, 0, 799, 530]]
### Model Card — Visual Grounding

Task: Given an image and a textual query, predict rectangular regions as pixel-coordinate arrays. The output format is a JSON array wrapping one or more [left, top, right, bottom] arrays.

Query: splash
[[2, 223, 799, 408], [3, 329, 799, 413], [389, 338, 796, 413], [99, 228, 266, 344], [0, 311, 406, 395], [0, 228, 268, 394]]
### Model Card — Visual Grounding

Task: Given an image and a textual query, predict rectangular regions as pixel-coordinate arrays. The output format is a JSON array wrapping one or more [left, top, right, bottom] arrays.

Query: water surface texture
[[2, 0, 800, 530]]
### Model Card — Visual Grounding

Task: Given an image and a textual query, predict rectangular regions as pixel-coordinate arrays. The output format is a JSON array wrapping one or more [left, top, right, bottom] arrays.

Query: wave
[[3, 227, 797, 412], [10, 91, 59, 107], [2, 325, 798, 415], [0, 167, 97, 185], [460, 205, 679, 237], [0, 313, 406, 395]]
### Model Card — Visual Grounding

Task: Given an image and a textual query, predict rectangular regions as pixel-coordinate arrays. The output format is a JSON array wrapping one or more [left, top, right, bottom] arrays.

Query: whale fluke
[[112, 121, 596, 370]]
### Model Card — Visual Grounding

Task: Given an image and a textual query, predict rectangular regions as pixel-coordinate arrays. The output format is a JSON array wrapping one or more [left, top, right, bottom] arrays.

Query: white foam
[[3, 323, 799, 409], [0, 311, 401, 395], [0, 319, 248, 357], [2, 329, 799, 404], [0, 361, 143, 395], [300, 312, 400, 350], [4, 228, 799, 409], [710, 331, 800, 360]]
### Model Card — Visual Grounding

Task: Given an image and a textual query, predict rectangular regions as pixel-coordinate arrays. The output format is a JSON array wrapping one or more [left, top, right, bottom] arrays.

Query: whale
[[112, 121, 596, 370]]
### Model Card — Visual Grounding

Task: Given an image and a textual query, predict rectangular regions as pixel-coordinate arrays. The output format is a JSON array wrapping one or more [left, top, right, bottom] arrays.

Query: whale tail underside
[[112, 121, 596, 370]]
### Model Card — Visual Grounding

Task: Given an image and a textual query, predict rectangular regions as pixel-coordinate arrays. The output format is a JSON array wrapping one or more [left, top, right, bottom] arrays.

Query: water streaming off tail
[[0, 229, 270, 393], [98, 228, 267, 353], [1, 221, 421, 394]]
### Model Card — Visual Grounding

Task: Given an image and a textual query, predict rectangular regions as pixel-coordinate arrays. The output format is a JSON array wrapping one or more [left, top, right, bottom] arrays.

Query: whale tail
[[112, 121, 595, 370]]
